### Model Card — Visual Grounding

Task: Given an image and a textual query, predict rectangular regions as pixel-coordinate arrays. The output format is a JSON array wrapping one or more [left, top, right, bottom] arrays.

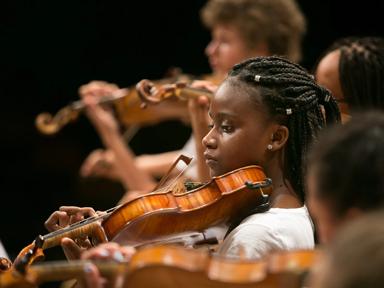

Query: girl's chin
[[209, 167, 227, 178]]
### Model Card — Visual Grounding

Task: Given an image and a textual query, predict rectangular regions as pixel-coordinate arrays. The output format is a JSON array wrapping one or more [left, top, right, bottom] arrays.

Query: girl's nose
[[202, 130, 217, 149]]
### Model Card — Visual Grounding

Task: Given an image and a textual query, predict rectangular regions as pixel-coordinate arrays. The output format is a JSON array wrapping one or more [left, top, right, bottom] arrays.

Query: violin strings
[[43, 157, 191, 241], [43, 205, 122, 239], [153, 154, 192, 192]]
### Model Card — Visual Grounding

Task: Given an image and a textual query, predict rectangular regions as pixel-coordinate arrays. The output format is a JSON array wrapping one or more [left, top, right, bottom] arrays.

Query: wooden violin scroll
[[35, 88, 128, 135], [136, 79, 213, 108], [136, 79, 188, 107], [35, 107, 80, 135], [0, 257, 12, 272]]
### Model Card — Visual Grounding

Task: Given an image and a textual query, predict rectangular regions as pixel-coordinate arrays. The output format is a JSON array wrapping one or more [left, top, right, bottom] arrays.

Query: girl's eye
[[208, 124, 214, 130], [221, 125, 234, 133]]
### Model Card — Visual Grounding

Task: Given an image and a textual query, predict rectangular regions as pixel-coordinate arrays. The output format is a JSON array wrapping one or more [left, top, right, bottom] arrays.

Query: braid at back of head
[[228, 56, 340, 202], [328, 37, 384, 111]]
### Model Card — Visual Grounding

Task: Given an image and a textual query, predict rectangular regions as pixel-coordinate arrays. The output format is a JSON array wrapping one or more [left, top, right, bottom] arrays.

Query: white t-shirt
[[217, 206, 314, 259]]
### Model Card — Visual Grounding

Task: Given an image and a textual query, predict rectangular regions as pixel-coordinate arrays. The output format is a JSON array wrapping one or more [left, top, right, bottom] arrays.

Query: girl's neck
[[265, 163, 302, 209], [269, 185, 302, 209]]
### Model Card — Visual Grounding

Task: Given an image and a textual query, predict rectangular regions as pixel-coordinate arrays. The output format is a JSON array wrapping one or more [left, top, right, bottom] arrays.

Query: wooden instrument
[[1, 245, 319, 288], [0, 258, 12, 272], [35, 73, 217, 135], [136, 79, 213, 107], [13, 165, 272, 272]]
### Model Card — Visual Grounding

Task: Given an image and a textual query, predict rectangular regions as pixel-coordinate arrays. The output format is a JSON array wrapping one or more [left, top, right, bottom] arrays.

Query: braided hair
[[227, 56, 340, 202], [318, 37, 384, 112]]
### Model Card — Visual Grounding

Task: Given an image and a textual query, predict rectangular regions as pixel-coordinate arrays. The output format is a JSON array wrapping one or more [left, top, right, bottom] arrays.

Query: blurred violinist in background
[[306, 111, 384, 244], [309, 211, 384, 288], [305, 112, 384, 288], [314, 36, 384, 123], [77, 0, 307, 203]]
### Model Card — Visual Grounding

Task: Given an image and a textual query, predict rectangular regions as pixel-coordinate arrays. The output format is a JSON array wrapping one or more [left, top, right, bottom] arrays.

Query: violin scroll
[[0, 257, 12, 272], [35, 108, 80, 135], [136, 79, 188, 107], [136, 79, 213, 108]]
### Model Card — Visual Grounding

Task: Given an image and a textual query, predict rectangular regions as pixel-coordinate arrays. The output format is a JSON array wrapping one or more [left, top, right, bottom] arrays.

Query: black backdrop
[[1, 0, 383, 263]]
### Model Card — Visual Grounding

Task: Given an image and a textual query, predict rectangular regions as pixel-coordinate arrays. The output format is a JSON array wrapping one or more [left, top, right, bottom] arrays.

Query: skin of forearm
[[102, 132, 157, 192]]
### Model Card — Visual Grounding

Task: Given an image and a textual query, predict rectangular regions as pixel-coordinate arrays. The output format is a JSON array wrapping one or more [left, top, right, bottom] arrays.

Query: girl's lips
[[204, 152, 217, 166]]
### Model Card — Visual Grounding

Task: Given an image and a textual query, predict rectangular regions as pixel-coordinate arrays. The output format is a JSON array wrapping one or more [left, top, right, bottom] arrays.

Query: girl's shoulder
[[218, 206, 314, 259], [244, 205, 311, 223]]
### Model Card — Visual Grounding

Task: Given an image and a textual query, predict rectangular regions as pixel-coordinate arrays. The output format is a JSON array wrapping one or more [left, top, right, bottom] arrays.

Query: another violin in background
[[0, 245, 320, 288], [35, 71, 219, 135], [34, 72, 192, 135], [0, 258, 12, 272], [136, 78, 214, 107]]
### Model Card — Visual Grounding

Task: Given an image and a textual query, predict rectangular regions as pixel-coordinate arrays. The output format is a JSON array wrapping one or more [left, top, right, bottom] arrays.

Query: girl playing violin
[[78, 0, 307, 196], [314, 36, 384, 123], [44, 56, 340, 286]]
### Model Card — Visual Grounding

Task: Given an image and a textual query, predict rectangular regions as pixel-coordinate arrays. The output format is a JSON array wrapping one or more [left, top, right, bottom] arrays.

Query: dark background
[[1, 0, 383, 265]]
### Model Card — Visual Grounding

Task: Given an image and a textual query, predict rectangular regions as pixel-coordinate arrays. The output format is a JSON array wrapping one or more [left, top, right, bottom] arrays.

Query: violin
[[0, 258, 12, 272], [12, 165, 272, 272], [136, 79, 213, 107], [35, 72, 218, 135], [1, 245, 320, 288]]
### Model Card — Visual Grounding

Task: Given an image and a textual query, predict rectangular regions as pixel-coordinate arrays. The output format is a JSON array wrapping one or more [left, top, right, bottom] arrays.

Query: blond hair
[[201, 0, 306, 62]]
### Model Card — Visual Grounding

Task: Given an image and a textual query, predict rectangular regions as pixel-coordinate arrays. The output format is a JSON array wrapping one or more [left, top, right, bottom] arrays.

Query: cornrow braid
[[228, 56, 340, 202], [318, 37, 384, 112], [339, 37, 384, 111]]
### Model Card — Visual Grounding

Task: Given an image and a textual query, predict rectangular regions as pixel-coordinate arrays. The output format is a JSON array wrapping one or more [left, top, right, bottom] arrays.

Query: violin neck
[[70, 89, 128, 111], [42, 218, 109, 249]]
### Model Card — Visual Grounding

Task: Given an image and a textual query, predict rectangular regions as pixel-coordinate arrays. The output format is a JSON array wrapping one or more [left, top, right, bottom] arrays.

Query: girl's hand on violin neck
[[44, 206, 97, 232], [44, 206, 98, 261]]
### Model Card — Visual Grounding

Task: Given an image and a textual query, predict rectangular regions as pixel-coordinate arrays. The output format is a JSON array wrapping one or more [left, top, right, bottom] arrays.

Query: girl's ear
[[270, 125, 289, 150]]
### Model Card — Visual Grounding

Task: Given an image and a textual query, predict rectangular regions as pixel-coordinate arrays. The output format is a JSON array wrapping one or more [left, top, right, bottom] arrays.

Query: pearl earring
[[267, 144, 273, 150]]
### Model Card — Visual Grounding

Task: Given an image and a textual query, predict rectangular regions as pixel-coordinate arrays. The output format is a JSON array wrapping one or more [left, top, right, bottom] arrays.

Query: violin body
[[102, 165, 272, 246], [114, 87, 190, 126], [12, 165, 271, 272]]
